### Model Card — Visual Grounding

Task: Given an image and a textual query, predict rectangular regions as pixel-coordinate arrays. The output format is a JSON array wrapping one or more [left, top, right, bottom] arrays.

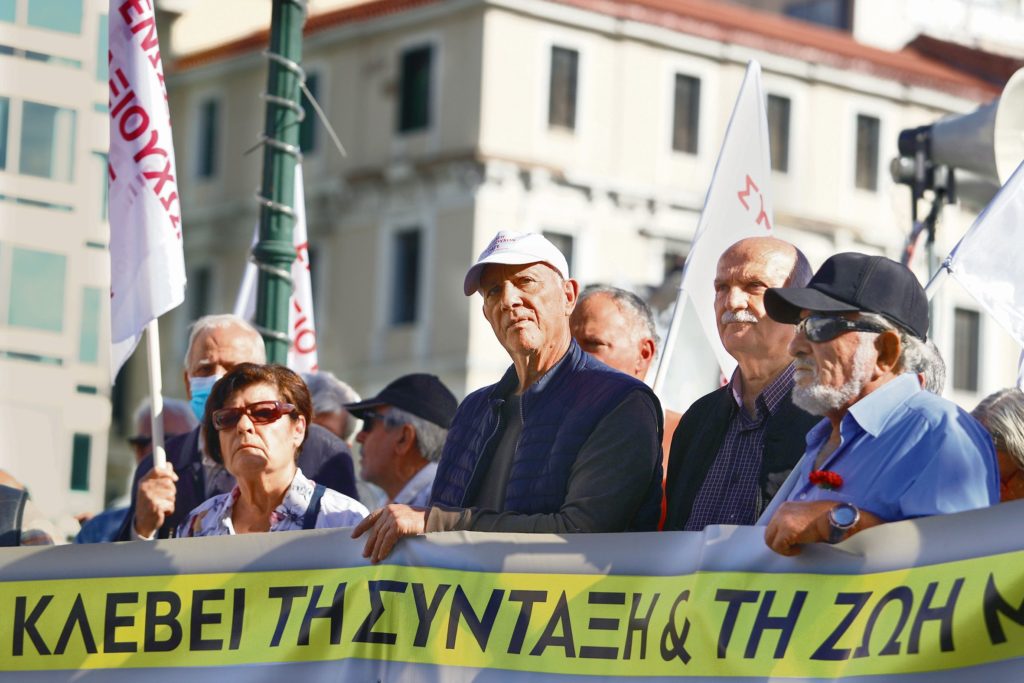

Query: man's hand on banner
[[352, 504, 428, 563], [764, 500, 883, 556], [134, 463, 178, 539]]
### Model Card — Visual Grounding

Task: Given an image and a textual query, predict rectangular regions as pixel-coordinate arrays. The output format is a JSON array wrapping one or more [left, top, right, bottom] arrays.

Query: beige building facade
[[0, 0, 111, 525], [119, 0, 1021, 434]]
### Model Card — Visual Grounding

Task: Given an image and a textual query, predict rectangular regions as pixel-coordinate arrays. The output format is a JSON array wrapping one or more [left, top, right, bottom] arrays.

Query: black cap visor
[[764, 287, 861, 324], [342, 399, 387, 421]]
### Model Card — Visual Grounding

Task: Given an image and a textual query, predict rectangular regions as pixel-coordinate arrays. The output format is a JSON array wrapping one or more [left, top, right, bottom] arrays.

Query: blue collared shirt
[[758, 373, 998, 524]]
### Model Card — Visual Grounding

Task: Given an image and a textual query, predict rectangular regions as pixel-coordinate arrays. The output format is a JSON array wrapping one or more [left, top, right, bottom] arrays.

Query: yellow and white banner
[[2, 502, 1024, 681]]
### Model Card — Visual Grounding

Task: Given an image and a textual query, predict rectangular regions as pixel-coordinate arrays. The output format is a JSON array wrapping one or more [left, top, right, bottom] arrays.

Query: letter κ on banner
[[234, 165, 319, 373], [933, 160, 1024, 389], [653, 60, 775, 413], [107, 0, 185, 377]]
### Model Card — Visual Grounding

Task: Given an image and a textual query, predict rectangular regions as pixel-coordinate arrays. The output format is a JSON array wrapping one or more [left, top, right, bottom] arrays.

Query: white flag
[[944, 160, 1024, 389], [653, 60, 774, 413], [234, 166, 319, 373], [107, 0, 185, 377]]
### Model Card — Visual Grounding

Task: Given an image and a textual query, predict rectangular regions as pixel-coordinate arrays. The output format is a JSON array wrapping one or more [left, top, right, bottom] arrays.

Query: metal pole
[[253, 0, 306, 363]]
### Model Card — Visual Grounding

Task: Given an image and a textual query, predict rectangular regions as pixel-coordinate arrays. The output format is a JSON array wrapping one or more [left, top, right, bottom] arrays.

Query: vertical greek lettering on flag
[[943, 160, 1024, 389], [108, 0, 185, 376], [655, 60, 774, 413], [233, 166, 319, 373]]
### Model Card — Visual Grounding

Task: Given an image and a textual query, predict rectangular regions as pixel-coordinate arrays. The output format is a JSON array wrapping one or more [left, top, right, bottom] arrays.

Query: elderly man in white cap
[[354, 231, 664, 561]]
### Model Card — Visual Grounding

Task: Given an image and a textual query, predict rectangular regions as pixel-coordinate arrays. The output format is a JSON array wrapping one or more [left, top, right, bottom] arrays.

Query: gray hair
[[857, 312, 931, 380], [302, 371, 362, 442], [381, 406, 448, 463], [183, 314, 265, 369], [972, 388, 1024, 469], [578, 285, 660, 348], [903, 339, 946, 394], [132, 397, 198, 435]]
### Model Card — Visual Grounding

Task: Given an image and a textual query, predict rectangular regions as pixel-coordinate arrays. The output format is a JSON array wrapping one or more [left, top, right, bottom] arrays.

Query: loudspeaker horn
[[930, 66, 1024, 185]]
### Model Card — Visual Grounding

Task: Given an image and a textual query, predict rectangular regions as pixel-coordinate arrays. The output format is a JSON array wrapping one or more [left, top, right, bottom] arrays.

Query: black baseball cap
[[344, 373, 457, 429], [764, 252, 929, 340]]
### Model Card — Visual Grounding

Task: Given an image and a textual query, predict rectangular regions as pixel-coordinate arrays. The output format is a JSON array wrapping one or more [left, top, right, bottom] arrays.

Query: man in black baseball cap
[[344, 374, 457, 509], [756, 252, 998, 557]]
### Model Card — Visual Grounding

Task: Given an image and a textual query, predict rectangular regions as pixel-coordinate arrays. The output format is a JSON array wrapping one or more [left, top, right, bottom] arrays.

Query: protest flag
[[928, 161, 1024, 389], [107, 0, 186, 466], [652, 60, 775, 412], [234, 165, 319, 373]]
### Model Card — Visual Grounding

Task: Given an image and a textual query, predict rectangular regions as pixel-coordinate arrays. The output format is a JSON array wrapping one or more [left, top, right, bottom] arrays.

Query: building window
[[20, 101, 76, 181], [953, 307, 980, 392], [855, 114, 880, 191], [397, 45, 432, 133], [0, 96, 8, 170], [197, 98, 219, 178], [299, 72, 319, 153], [79, 287, 101, 363], [548, 46, 578, 131], [188, 266, 211, 323], [28, 0, 82, 33], [391, 228, 421, 325], [70, 433, 90, 491], [672, 74, 700, 154], [93, 151, 108, 220], [9, 247, 65, 332], [96, 14, 108, 81], [0, 0, 14, 22], [542, 231, 574, 275], [767, 94, 791, 172], [785, 0, 853, 31]]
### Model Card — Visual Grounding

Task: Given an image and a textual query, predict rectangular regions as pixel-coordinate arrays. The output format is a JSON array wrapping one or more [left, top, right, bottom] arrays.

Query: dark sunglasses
[[127, 435, 152, 449], [359, 414, 381, 433], [796, 315, 891, 343], [212, 400, 296, 431]]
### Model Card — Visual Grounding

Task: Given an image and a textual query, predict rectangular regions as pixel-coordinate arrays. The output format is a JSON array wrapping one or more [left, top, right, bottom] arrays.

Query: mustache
[[720, 310, 759, 325], [793, 358, 816, 373]]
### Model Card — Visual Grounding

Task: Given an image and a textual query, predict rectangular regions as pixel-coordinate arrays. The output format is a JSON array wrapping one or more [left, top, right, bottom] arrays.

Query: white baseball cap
[[463, 231, 571, 296]]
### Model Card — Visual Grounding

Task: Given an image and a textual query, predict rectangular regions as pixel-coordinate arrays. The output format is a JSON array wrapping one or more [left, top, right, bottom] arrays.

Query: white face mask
[[188, 373, 223, 421]]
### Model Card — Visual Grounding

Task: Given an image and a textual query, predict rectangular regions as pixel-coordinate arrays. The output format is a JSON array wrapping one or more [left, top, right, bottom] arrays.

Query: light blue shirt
[[758, 374, 998, 524], [391, 461, 437, 508]]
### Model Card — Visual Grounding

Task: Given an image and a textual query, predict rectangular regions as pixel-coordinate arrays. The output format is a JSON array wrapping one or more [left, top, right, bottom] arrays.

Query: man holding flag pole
[[107, 0, 186, 472], [653, 60, 777, 415], [650, 61, 821, 529]]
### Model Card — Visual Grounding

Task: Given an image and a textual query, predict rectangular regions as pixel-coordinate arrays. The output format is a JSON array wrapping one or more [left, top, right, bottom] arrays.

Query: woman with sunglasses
[[178, 363, 368, 537]]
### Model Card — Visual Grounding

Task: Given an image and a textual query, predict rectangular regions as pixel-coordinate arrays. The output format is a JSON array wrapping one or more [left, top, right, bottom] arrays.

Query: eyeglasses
[[127, 435, 152, 449], [212, 400, 296, 430], [796, 315, 891, 343], [360, 413, 391, 433]]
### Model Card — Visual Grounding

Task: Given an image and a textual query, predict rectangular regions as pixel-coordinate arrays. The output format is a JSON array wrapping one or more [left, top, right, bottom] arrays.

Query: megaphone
[[897, 67, 1024, 186]]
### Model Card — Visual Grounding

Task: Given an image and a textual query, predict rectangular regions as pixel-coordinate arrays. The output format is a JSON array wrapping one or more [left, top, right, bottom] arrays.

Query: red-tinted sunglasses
[[212, 400, 296, 430]]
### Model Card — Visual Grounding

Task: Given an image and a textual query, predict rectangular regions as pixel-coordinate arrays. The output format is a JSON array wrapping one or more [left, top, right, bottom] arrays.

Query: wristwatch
[[827, 503, 860, 544]]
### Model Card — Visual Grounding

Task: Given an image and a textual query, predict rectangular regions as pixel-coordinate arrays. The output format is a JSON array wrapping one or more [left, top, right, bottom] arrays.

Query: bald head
[[720, 237, 812, 288], [714, 237, 810, 368]]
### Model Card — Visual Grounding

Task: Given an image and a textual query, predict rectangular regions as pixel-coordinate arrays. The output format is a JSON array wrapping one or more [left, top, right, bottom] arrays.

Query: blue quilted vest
[[431, 340, 662, 530]]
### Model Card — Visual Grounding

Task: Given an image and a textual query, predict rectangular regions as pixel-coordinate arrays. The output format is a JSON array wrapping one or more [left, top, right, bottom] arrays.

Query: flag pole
[[924, 262, 951, 300], [145, 320, 167, 470], [652, 292, 687, 394], [253, 0, 306, 363]]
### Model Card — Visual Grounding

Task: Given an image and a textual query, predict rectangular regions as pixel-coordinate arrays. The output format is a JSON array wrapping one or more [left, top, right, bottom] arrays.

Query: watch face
[[832, 504, 857, 527]]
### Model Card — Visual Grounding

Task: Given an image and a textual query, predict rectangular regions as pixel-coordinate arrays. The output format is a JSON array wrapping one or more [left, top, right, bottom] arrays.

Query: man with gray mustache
[[665, 237, 820, 530], [759, 253, 998, 555]]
